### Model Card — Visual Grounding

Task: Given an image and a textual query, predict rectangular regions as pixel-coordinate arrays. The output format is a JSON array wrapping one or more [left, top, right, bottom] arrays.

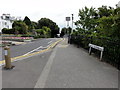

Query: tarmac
[[1, 38, 119, 89]]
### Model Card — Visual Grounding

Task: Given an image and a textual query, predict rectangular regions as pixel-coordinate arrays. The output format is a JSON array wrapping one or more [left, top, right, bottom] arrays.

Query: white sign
[[4, 50, 8, 55], [89, 43, 104, 51], [88, 43, 104, 60]]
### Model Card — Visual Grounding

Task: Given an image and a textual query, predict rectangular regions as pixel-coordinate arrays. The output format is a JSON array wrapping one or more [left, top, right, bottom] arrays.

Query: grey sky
[[0, 0, 119, 29]]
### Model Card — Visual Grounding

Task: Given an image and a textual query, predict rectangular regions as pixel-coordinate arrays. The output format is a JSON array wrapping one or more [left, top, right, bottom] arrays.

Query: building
[[0, 14, 21, 33], [117, 1, 120, 8]]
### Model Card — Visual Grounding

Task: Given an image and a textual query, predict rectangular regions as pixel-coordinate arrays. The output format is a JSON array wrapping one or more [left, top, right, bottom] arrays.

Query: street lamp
[[71, 14, 74, 33]]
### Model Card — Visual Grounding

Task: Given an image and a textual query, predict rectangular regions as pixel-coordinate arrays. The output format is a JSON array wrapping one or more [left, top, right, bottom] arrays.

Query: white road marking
[[24, 46, 43, 55], [34, 47, 57, 88], [48, 41, 52, 44], [23, 41, 54, 56]]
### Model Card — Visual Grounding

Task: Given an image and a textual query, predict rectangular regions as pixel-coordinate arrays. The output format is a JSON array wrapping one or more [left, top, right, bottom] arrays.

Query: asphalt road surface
[[1, 38, 60, 61]]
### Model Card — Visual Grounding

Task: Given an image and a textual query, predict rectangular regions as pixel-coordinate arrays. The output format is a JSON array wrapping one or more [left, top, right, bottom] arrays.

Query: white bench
[[88, 43, 104, 60]]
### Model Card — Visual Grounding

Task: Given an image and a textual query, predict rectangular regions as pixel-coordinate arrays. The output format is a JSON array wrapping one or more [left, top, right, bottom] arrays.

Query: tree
[[36, 26, 51, 38], [98, 6, 114, 18], [75, 6, 98, 34], [61, 27, 72, 35], [36, 29, 45, 35], [12, 21, 28, 34], [42, 26, 51, 37], [23, 16, 31, 26], [61, 27, 67, 34], [23, 16, 34, 32], [37, 18, 60, 37], [96, 7, 120, 39], [31, 21, 38, 29]]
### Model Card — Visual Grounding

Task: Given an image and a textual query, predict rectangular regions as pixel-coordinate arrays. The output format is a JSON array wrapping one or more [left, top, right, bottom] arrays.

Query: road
[[1, 38, 60, 61]]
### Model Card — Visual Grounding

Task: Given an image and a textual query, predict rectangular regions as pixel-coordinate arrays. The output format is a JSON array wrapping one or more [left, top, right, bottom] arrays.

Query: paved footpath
[[2, 38, 119, 88]]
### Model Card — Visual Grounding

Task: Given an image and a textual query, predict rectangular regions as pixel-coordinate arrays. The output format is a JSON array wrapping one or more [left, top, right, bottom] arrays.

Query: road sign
[[66, 17, 70, 21]]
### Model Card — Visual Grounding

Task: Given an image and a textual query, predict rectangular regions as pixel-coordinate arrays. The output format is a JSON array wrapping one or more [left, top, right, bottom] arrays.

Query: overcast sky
[[0, 0, 119, 29]]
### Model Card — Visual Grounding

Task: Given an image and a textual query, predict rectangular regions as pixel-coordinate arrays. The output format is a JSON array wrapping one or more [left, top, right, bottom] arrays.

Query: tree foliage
[[23, 16, 31, 26], [96, 7, 120, 39], [12, 21, 28, 34], [37, 18, 59, 37], [23, 16, 36, 32], [75, 7, 98, 31], [75, 6, 120, 39], [36, 26, 51, 38], [31, 21, 38, 29], [2, 28, 15, 34], [61, 27, 72, 35]]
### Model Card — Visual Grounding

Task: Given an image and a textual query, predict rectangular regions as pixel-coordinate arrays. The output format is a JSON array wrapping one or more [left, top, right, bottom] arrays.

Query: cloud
[[0, 0, 119, 29]]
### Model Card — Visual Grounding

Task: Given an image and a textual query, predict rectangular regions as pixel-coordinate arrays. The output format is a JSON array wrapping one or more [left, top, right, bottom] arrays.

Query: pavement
[[2, 38, 119, 89]]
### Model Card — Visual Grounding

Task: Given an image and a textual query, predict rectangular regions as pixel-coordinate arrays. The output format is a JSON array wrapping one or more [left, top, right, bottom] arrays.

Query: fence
[[69, 35, 120, 70]]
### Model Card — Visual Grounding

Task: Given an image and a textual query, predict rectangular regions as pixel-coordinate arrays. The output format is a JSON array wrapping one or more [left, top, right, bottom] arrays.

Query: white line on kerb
[[34, 47, 57, 88]]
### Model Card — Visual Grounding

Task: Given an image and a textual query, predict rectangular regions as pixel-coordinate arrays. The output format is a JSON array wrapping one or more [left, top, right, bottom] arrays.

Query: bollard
[[4, 46, 14, 70]]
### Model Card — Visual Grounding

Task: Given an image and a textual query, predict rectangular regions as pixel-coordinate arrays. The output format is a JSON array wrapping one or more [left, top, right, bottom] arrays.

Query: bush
[[33, 35, 45, 39], [2, 28, 15, 34], [21, 34, 35, 37]]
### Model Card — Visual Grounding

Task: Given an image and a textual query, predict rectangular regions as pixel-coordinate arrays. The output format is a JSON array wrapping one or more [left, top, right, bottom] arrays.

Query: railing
[[69, 35, 120, 70]]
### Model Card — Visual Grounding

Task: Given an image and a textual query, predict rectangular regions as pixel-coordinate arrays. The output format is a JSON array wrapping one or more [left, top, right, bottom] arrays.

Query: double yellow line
[[0, 39, 62, 65]]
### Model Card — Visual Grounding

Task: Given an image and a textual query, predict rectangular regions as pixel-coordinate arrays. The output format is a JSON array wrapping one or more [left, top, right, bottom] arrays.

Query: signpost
[[66, 17, 70, 21], [66, 17, 70, 27]]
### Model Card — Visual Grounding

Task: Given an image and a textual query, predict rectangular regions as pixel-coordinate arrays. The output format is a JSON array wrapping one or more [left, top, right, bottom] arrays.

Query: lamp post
[[71, 14, 74, 33]]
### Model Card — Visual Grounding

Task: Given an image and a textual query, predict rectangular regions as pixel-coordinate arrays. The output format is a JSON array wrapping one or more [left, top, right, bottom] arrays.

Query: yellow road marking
[[0, 39, 62, 65]]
